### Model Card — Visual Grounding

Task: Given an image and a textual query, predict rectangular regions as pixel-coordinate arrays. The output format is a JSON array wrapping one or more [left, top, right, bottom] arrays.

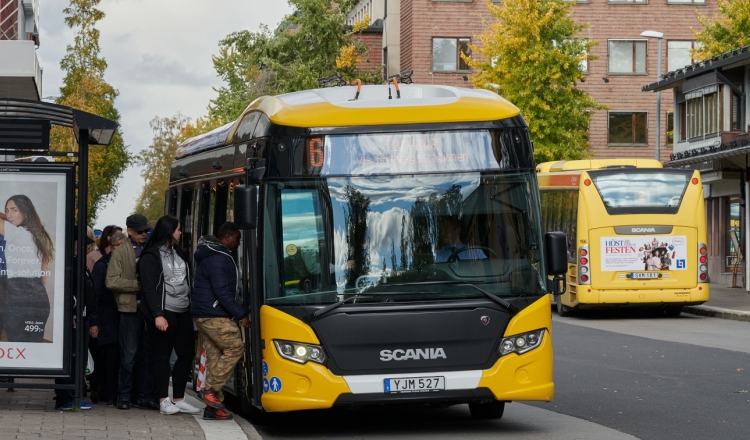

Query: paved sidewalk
[[684, 282, 750, 321], [0, 382, 258, 440]]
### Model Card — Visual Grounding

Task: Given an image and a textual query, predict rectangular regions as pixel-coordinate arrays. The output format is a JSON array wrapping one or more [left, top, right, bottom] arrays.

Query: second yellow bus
[[537, 159, 709, 316]]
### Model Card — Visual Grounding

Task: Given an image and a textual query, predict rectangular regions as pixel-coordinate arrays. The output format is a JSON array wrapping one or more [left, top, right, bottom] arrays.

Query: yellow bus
[[537, 159, 709, 317], [167, 77, 567, 420]]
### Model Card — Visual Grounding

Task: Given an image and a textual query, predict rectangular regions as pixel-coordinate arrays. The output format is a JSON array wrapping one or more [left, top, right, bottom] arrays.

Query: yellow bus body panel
[[479, 294, 555, 402], [260, 306, 351, 412], [259, 296, 555, 412]]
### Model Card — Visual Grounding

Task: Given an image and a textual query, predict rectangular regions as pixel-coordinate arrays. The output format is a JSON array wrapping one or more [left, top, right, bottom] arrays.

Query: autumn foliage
[[468, 0, 604, 163]]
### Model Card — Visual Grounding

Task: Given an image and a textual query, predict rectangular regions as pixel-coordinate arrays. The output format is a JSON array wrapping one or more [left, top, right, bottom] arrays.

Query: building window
[[667, 111, 674, 145], [432, 38, 471, 72], [608, 40, 646, 74], [667, 0, 705, 3], [727, 201, 741, 271], [608, 112, 647, 146], [731, 91, 743, 131], [609, 0, 647, 3], [685, 87, 720, 139], [668, 41, 695, 72]]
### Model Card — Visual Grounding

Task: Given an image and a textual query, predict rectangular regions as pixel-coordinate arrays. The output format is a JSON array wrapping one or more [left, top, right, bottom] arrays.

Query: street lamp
[[641, 30, 663, 161]]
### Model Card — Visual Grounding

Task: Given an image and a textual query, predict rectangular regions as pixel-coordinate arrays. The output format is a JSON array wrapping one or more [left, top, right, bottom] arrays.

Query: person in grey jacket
[[138, 215, 200, 416]]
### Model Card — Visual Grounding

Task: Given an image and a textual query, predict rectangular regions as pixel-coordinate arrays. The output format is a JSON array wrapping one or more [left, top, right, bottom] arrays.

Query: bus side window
[[212, 180, 229, 236], [280, 189, 325, 294], [180, 186, 195, 253]]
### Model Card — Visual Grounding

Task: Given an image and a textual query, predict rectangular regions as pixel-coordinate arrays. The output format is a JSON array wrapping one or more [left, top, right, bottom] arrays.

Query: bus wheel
[[663, 306, 684, 317], [248, 405, 278, 425], [556, 296, 574, 317], [469, 400, 505, 419]]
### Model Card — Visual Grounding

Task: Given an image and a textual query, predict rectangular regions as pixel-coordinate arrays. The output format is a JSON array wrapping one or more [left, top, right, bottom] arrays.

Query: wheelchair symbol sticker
[[262, 378, 269, 393]]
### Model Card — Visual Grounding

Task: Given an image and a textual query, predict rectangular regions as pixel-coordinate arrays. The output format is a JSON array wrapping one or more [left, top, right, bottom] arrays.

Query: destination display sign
[[319, 130, 501, 175], [600, 235, 688, 272]]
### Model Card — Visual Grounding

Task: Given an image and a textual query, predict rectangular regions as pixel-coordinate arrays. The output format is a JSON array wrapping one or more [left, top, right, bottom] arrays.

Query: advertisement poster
[[600, 235, 688, 272], [0, 166, 70, 371]]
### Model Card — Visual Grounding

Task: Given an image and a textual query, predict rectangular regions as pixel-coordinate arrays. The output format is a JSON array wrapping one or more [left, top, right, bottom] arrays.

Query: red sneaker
[[203, 407, 233, 420], [200, 390, 225, 410]]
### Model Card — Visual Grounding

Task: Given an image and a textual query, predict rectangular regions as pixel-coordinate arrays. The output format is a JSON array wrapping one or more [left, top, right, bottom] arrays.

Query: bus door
[[582, 169, 702, 291]]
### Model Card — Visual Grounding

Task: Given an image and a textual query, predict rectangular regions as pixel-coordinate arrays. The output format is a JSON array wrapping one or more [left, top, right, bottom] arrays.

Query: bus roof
[[536, 159, 663, 173], [175, 85, 521, 159], [242, 84, 520, 130]]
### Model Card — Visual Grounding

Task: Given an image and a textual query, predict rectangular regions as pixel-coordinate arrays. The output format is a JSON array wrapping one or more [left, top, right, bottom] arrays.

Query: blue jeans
[[117, 312, 155, 402]]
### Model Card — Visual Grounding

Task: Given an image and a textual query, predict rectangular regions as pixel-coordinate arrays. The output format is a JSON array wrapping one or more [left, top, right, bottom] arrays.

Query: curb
[[684, 305, 750, 322]]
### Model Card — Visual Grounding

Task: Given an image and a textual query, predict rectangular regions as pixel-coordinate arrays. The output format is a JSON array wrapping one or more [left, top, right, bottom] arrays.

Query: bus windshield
[[590, 169, 693, 215], [263, 171, 546, 306]]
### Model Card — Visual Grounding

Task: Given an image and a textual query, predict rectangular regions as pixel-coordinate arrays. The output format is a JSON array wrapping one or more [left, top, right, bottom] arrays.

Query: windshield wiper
[[386, 281, 520, 315], [308, 291, 435, 321], [309, 294, 373, 320]]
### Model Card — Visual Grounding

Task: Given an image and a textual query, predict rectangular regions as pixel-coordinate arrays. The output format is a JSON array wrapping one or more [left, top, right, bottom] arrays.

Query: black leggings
[[4, 277, 50, 342], [150, 310, 195, 400]]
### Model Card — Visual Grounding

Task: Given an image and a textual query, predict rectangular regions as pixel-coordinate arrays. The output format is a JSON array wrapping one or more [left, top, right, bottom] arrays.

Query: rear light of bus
[[578, 245, 590, 285], [274, 340, 327, 365], [692, 177, 699, 185], [698, 243, 708, 283]]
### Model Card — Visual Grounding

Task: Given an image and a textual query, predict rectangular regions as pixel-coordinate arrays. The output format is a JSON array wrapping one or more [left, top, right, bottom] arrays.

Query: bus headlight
[[498, 329, 545, 356], [274, 340, 327, 365]]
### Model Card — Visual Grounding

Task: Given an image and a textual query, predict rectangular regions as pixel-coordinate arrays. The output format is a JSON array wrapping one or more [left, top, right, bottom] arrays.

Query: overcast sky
[[36, 0, 292, 228]]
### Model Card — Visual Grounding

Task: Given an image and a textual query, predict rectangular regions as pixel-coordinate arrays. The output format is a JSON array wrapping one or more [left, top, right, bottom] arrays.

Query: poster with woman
[[0, 164, 73, 372]]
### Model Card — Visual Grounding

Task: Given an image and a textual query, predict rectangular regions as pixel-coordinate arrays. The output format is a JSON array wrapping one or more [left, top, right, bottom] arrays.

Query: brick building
[[644, 47, 750, 287], [347, 0, 718, 160]]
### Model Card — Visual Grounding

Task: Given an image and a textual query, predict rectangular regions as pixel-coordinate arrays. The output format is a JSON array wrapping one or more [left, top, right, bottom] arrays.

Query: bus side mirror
[[545, 231, 567, 295], [234, 184, 257, 230]]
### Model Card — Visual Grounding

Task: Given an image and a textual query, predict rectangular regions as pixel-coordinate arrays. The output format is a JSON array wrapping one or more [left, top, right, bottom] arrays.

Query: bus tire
[[248, 405, 277, 425], [556, 296, 574, 317], [469, 400, 505, 419], [663, 306, 684, 317]]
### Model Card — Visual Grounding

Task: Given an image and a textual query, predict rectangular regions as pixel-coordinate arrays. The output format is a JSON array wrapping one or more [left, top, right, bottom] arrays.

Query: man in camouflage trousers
[[191, 222, 250, 420]]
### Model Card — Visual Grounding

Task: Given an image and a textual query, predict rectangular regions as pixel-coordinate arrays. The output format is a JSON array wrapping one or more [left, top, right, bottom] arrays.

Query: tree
[[208, 29, 270, 122], [692, 0, 750, 60], [50, 0, 131, 224], [467, 0, 604, 163], [208, 0, 380, 122], [134, 115, 223, 221]]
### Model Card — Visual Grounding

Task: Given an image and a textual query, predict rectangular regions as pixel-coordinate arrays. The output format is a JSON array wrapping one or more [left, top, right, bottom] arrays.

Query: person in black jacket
[[138, 215, 200, 416], [89, 232, 127, 406], [192, 221, 249, 421]]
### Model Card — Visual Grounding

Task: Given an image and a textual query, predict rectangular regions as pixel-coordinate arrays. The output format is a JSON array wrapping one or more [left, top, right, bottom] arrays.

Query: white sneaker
[[159, 398, 181, 415], [172, 398, 201, 414]]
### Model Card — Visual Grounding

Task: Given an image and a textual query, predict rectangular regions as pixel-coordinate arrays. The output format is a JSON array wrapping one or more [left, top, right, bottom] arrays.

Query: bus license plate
[[384, 376, 444, 393], [630, 272, 660, 279]]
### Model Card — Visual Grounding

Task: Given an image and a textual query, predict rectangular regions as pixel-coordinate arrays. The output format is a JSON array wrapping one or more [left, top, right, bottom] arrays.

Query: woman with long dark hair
[[0, 195, 55, 342], [138, 215, 200, 415]]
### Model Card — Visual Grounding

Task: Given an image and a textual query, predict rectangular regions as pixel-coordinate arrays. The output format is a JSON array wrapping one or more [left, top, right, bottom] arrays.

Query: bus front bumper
[[261, 332, 554, 412]]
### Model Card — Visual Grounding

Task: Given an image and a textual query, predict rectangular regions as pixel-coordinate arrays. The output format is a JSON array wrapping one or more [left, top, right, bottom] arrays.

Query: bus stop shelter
[[0, 97, 118, 408]]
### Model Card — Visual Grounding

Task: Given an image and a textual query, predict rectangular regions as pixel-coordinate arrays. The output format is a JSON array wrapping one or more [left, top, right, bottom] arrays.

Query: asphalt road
[[236, 310, 749, 439], [525, 311, 750, 440]]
